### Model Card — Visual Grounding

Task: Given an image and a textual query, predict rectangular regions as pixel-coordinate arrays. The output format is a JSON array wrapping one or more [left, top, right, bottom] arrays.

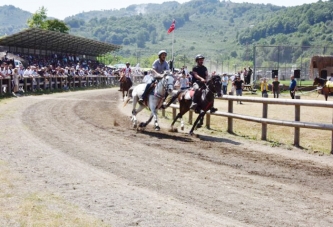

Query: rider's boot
[[210, 107, 218, 113], [190, 89, 200, 111]]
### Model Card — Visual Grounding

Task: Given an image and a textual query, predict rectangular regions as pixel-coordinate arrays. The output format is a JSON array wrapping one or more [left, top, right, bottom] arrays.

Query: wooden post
[[44, 77, 47, 90], [162, 109, 165, 117], [331, 112, 333, 154], [49, 77, 52, 90], [79, 77, 82, 88], [227, 99, 233, 133], [294, 96, 301, 147], [55, 77, 58, 90], [8, 78, 11, 94], [206, 113, 211, 129], [24, 78, 27, 92], [261, 103, 268, 140], [36, 77, 40, 90], [0, 79, 3, 95], [172, 107, 176, 119], [188, 111, 193, 124]]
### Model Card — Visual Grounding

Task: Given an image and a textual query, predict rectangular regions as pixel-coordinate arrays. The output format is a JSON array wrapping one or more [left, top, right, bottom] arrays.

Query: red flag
[[167, 20, 175, 34]]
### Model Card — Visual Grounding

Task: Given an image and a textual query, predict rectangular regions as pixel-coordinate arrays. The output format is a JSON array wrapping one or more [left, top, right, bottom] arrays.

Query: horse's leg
[[171, 113, 182, 129], [131, 96, 145, 128], [139, 114, 154, 128], [197, 115, 205, 128], [189, 112, 206, 135]]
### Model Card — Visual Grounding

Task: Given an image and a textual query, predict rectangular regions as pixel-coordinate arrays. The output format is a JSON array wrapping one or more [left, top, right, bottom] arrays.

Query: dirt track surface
[[1, 88, 333, 226]]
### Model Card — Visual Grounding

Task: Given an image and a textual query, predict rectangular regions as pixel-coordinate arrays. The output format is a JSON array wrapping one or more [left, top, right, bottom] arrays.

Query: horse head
[[207, 75, 222, 95], [313, 77, 326, 87], [163, 72, 175, 94], [154, 71, 174, 97]]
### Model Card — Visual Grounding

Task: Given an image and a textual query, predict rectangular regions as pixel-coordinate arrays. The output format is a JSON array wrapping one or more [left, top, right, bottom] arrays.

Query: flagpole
[[172, 26, 174, 60]]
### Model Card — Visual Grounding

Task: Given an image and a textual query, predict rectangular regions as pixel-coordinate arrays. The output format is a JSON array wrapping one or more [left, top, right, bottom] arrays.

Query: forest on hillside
[[1, 0, 333, 71]]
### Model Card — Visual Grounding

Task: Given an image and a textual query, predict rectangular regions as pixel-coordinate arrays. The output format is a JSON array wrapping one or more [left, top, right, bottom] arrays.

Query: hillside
[[1, 0, 333, 71], [0, 5, 30, 36]]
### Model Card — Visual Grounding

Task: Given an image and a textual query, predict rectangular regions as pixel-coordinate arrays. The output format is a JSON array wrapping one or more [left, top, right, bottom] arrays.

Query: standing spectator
[[243, 67, 248, 84], [261, 78, 268, 97], [179, 70, 190, 90], [272, 76, 280, 98], [246, 67, 253, 84], [12, 68, 20, 97], [289, 75, 297, 99], [233, 76, 244, 104], [221, 73, 229, 95]]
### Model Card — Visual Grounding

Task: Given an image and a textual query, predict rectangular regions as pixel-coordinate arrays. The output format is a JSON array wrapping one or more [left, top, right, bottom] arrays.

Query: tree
[[27, 6, 69, 33], [44, 19, 69, 33], [27, 6, 47, 29]]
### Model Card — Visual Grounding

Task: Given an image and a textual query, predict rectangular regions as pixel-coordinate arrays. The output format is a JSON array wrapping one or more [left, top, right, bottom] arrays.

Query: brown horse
[[313, 77, 333, 101], [165, 75, 222, 135], [119, 72, 133, 100]]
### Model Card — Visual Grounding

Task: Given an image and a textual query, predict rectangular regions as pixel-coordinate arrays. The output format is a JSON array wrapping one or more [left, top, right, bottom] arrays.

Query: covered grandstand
[[0, 28, 121, 59]]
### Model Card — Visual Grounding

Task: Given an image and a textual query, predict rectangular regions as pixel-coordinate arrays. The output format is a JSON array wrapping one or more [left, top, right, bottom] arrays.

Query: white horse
[[124, 72, 174, 131]]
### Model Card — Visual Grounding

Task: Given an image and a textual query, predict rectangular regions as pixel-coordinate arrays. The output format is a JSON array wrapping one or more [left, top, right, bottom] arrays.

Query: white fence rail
[[168, 95, 333, 154]]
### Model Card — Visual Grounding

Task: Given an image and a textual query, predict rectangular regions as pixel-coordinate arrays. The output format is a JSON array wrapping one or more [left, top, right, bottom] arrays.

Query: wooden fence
[[168, 95, 333, 154], [0, 75, 144, 95]]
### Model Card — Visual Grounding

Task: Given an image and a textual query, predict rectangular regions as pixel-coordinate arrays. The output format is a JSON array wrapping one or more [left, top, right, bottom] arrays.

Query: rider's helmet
[[195, 54, 205, 62], [158, 50, 167, 57], [126, 62, 130, 65]]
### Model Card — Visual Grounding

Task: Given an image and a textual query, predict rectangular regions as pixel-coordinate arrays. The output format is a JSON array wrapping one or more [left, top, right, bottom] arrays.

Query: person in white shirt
[[179, 70, 189, 90], [142, 71, 153, 84], [221, 73, 229, 95]]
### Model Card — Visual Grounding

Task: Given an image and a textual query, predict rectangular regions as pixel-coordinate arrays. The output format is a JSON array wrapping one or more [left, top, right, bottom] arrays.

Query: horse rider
[[189, 54, 218, 113], [139, 50, 169, 102], [119, 62, 132, 91]]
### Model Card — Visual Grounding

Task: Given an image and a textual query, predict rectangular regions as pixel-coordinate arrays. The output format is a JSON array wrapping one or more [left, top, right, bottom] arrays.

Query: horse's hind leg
[[189, 112, 205, 135]]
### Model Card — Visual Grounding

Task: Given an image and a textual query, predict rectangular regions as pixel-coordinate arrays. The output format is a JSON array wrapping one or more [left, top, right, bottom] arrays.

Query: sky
[[1, 0, 321, 20]]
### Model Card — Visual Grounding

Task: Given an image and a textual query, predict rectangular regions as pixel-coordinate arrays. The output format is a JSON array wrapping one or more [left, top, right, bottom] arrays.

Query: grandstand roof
[[0, 28, 121, 56]]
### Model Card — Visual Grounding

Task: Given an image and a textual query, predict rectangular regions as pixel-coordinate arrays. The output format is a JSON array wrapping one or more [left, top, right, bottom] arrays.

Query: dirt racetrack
[[1, 88, 333, 226]]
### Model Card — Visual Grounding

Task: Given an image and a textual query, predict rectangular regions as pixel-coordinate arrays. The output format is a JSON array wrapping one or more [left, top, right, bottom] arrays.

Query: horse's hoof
[[139, 122, 145, 128], [181, 126, 184, 131], [197, 123, 203, 128], [155, 126, 160, 131]]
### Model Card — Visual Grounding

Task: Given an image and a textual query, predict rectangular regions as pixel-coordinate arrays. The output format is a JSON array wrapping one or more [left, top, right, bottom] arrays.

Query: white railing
[[167, 95, 333, 154]]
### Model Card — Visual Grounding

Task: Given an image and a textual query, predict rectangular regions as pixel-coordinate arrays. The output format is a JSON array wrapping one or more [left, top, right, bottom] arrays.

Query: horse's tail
[[124, 97, 131, 107], [123, 87, 134, 107]]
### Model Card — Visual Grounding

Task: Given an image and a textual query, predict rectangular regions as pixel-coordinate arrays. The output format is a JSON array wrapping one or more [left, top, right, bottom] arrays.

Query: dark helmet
[[195, 54, 205, 62], [126, 62, 130, 65], [158, 50, 167, 57]]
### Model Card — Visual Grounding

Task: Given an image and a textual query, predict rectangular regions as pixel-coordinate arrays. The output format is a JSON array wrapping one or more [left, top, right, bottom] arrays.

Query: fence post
[[37, 77, 40, 90], [331, 114, 333, 154], [188, 111, 193, 124], [227, 98, 233, 133], [7, 78, 11, 94], [261, 103, 268, 140], [206, 113, 211, 129], [44, 77, 47, 90], [172, 107, 176, 119], [0, 79, 3, 95], [24, 78, 27, 92], [49, 77, 53, 90], [294, 96, 301, 146]]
